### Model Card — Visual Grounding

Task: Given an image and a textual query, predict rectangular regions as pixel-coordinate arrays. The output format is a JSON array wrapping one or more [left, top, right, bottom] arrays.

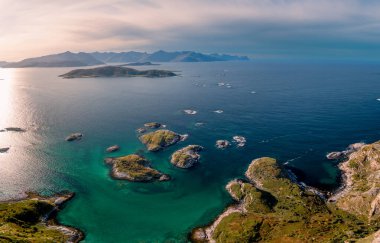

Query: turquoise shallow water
[[0, 61, 380, 242]]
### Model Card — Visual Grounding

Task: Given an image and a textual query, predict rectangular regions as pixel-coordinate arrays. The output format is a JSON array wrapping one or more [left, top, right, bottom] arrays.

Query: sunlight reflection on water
[[0, 68, 14, 127]]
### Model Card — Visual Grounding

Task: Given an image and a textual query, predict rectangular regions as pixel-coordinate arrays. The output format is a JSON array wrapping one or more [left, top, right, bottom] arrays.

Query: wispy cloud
[[1, 0, 380, 60]]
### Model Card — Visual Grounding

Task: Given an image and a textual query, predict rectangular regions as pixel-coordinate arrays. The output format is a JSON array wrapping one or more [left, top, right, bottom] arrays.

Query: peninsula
[[192, 140, 380, 242], [0, 192, 83, 242]]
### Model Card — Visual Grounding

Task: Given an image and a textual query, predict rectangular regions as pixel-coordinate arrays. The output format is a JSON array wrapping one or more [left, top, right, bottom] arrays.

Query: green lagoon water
[[0, 61, 380, 242]]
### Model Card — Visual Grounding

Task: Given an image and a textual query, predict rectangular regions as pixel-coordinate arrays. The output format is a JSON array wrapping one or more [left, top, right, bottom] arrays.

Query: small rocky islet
[[104, 154, 170, 182], [144, 122, 162, 129], [170, 145, 204, 169], [215, 140, 230, 149], [0, 147, 10, 153], [0, 192, 83, 242], [106, 145, 120, 153], [0, 127, 26, 132], [65, 133, 83, 142], [191, 140, 380, 242]]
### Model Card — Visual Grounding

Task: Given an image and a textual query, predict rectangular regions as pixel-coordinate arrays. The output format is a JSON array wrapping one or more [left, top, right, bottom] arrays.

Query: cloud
[[1, 0, 380, 60]]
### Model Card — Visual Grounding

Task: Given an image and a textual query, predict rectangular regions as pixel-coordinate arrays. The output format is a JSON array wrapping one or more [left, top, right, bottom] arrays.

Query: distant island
[[3, 51, 102, 68], [121, 62, 159, 66], [59, 66, 177, 79], [2, 50, 249, 68]]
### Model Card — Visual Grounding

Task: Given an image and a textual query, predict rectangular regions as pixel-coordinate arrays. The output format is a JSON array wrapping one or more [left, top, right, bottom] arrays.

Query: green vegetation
[[170, 145, 203, 168], [0, 194, 82, 242], [139, 130, 181, 151], [192, 157, 380, 242], [105, 154, 169, 182], [59, 66, 177, 79]]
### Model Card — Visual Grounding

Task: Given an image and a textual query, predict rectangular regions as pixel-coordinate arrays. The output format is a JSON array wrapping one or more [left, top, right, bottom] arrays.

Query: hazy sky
[[1, 0, 380, 61]]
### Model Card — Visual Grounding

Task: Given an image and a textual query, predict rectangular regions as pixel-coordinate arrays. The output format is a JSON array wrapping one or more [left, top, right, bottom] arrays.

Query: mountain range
[[1, 51, 249, 68]]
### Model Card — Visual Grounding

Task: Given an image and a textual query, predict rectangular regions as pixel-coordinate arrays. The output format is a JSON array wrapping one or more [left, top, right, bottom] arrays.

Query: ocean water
[[0, 61, 380, 242]]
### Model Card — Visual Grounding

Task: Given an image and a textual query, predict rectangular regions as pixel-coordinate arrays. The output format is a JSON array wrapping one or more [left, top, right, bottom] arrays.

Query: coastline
[[190, 143, 380, 242], [0, 191, 84, 242]]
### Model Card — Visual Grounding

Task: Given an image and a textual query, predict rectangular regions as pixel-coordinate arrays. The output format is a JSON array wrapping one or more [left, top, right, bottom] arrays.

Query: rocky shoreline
[[191, 142, 380, 242], [170, 145, 204, 169], [0, 191, 84, 242]]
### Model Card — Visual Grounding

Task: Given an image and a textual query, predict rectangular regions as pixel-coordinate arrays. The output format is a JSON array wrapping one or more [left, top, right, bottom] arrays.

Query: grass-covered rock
[[139, 129, 181, 152], [191, 156, 380, 242], [105, 154, 170, 182], [0, 192, 83, 242], [170, 145, 203, 168]]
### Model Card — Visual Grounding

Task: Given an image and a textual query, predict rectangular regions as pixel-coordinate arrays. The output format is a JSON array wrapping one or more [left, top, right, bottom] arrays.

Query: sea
[[0, 61, 380, 242]]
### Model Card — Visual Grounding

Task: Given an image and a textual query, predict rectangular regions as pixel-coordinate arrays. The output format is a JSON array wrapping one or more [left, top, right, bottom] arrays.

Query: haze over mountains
[[1, 51, 249, 68]]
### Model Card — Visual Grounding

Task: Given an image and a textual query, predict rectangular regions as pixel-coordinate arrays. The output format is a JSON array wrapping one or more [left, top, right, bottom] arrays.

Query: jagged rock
[[215, 140, 230, 149], [331, 141, 380, 222]]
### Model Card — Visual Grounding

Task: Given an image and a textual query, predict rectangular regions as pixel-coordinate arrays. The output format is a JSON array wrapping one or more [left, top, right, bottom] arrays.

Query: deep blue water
[[0, 61, 379, 242]]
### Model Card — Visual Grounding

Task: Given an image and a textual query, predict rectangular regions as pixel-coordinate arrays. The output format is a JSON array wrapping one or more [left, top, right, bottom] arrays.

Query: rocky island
[[170, 145, 204, 169], [1, 127, 26, 132], [139, 129, 183, 152], [0, 147, 10, 153], [59, 66, 177, 79], [0, 192, 83, 242], [191, 142, 380, 242], [65, 133, 83, 141], [104, 154, 170, 182]]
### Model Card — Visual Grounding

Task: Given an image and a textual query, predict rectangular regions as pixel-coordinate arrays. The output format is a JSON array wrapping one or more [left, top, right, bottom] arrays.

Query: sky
[[1, 0, 380, 61]]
